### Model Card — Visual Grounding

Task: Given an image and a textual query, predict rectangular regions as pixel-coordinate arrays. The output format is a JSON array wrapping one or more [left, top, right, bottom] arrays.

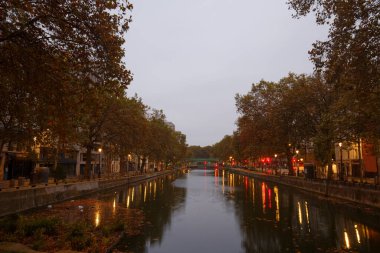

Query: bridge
[[185, 158, 220, 168]]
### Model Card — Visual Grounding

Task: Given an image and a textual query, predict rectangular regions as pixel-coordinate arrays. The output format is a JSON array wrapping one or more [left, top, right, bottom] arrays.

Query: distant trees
[[212, 135, 234, 161], [136, 109, 187, 172], [186, 146, 213, 159], [234, 73, 333, 173]]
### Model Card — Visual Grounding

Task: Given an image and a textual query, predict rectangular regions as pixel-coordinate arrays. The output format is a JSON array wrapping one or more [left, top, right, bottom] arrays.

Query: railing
[[0, 167, 179, 191]]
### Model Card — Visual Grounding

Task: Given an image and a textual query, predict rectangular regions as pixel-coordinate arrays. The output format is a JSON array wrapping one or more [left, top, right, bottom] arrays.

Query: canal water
[[20, 169, 380, 253], [108, 169, 379, 252]]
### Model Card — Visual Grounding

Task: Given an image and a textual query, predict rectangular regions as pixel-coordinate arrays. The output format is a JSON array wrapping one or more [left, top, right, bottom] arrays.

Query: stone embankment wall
[[230, 168, 380, 209], [0, 171, 174, 217]]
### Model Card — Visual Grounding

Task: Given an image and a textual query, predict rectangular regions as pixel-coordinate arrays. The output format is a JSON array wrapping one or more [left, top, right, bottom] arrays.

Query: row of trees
[[234, 73, 333, 172], [0, 1, 187, 178], [213, 0, 380, 177], [186, 136, 235, 163]]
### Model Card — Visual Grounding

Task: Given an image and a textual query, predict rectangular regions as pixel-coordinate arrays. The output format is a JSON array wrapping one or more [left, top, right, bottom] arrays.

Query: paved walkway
[[0, 171, 161, 192]]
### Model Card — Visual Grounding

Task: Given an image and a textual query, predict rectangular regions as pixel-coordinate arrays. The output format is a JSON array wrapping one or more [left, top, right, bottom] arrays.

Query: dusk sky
[[124, 0, 328, 147]]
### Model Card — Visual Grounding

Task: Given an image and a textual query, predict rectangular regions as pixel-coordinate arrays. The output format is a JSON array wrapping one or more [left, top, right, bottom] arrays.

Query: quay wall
[[229, 168, 380, 209], [0, 170, 174, 217]]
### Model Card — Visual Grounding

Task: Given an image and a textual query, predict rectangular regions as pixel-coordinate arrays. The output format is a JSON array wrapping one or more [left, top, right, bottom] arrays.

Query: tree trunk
[[376, 155, 379, 185], [137, 155, 141, 173], [327, 160, 333, 180], [140, 156, 146, 173], [358, 138, 363, 183], [120, 155, 126, 175], [85, 145, 92, 179], [325, 148, 333, 196], [286, 147, 294, 176], [0, 141, 5, 180]]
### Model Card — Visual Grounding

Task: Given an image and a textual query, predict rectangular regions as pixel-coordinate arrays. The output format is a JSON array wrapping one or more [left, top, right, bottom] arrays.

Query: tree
[[103, 96, 147, 174], [235, 73, 334, 174], [1, 1, 134, 178], [212, 135, 234, 161], [186, 146, 212, 159], [235, 80, 280, 162], [288, 0, 380, 140]]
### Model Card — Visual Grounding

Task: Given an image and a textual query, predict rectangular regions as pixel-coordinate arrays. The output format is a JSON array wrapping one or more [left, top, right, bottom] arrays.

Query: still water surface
[[40, 169, 380, 253], [105, 169, 380, 252]]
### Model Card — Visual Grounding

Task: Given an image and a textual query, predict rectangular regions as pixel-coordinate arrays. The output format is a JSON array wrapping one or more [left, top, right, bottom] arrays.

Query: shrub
[[32, 228, 46, 251], [22, 217, 60, 236], [68, 222, 94, 251]]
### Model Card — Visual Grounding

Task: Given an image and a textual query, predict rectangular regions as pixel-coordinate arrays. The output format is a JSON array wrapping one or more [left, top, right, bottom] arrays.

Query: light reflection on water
[[101, 169, 380, 253], [220, 170, 380, 253]]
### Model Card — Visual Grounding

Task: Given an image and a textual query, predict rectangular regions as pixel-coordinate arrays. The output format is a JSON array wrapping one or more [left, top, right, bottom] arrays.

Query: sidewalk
[[235, 167, 378, 185], [0, 171, 149, 192]]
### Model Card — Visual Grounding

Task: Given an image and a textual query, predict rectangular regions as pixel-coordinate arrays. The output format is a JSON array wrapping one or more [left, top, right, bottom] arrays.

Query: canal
[[105, 168, 380, 253], [10, 169, 380, 253]]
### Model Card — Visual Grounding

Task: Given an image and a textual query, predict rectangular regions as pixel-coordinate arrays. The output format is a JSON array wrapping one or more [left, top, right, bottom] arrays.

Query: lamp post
[[274, 154, 278, 175], [98, 148, 102, 178], [339, 142, 343, 181], [127, 154, 132, 175], [296, 150, 299, 176]]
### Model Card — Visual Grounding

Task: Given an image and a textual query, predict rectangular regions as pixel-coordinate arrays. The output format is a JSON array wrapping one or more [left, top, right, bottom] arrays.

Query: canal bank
[[0, 169, 178, 217], [228, 167, 380, 209]]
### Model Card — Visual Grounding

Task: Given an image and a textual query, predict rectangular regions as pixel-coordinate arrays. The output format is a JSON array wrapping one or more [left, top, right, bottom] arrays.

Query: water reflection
[[92, 169, 380, 252], [223, 170, 380, 252], [95, 210, 100, 227], [115, 171, 187, 252]]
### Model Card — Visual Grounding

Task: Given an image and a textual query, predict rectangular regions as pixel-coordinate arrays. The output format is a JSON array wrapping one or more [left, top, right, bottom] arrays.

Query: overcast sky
[[124, 0, 327, 147]]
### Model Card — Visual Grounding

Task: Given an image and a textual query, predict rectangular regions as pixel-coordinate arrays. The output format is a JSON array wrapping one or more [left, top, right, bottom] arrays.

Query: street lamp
[[339, 142, 343, 181], [127, 154, 132, 175], [274, 154, 278, 175], [98, 148, 102, 178], [295, 150, 299, 176]]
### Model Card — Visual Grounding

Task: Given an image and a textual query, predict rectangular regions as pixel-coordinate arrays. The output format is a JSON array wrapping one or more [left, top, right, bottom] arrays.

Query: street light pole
[[339, 142, 343, 181], [127, 154, 131, 175], [296, 150, 299, 177], [274, 154, 278, 175], [98, 148, 102, 178]]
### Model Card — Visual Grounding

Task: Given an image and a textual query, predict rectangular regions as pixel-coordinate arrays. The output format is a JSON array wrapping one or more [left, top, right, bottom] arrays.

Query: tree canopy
[[288, 0, 380, 140], [1, 1, 188, 178]]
